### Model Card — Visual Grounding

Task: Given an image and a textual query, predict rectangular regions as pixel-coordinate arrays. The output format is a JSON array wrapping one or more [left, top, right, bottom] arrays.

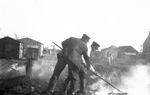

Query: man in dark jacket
[[62, 41, 100, 95], [45, 34, 94, 95]]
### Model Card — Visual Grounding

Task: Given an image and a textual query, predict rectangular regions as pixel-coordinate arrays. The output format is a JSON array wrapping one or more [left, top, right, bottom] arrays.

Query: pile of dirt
[[0, 75, 48, 95]]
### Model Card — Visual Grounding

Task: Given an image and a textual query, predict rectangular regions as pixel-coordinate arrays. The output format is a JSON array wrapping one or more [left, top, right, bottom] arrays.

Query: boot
[[41, 90, 53, 95], [67, 91, 76, 95], [75, 90, 86, 95], [54, 91, 67, 95]]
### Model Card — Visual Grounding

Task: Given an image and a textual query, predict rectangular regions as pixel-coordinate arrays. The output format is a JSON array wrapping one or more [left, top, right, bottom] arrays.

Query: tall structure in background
[[142, 31, 150, 59]]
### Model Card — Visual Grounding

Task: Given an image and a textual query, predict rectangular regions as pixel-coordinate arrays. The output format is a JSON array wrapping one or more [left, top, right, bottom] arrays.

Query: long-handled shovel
[[89, 70, 123, 93]]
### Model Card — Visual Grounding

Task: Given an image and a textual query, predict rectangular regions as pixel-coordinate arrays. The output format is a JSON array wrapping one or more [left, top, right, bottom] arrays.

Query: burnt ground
[[0, 54, 143, 95]]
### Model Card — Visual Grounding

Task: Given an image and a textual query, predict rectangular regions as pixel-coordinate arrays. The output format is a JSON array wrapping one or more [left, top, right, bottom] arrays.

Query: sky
[[0, 0, 150, 52]]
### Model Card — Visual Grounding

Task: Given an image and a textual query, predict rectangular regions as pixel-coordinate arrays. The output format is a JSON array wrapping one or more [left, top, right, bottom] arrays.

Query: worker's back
[[60, 37, 88, 67]]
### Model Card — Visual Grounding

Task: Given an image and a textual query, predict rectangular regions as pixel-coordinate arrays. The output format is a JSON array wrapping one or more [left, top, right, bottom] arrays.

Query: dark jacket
[[60, 37, 91, 68]]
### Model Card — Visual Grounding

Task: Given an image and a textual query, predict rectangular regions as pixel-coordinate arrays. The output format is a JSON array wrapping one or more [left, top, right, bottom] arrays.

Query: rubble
[[0, 56, 130, 95], [0, 75, 48, 95], [0, 59, 48, 95]]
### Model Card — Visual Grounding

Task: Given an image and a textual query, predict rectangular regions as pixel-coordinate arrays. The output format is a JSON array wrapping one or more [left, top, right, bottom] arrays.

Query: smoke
[[5, 56, 150, 95], [31, 58, 56, 81], [121, 64, 150, 95], [9, 56, 57, 81], [89, 79, 113, 95], [88, 72, 119, 95], [89, 64, 150, 95]]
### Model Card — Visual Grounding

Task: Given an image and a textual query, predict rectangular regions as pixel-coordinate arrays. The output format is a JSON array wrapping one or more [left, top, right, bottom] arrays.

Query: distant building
[[141, 31, 150, 62], [142, 31, 150, 59], [96, 45, 138, 65], [117, 45, 139, 56], [117, 45, 139, 64], [0, 36, 23, 59], [101, 45, 118, 65], [19, 37, 44, 59], [101, 45, 118, 59]]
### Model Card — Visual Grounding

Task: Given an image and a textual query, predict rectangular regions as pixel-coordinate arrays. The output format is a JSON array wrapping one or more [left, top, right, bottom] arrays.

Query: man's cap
[[82, 34, 90, 40], [91, 41, 100, 47]]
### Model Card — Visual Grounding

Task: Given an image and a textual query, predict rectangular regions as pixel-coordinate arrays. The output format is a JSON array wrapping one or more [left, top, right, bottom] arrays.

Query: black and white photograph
[[0, 0, 150, 95]]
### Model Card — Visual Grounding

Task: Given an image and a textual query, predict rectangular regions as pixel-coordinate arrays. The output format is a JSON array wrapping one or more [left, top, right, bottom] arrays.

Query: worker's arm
[[83, 52, 95, 72]]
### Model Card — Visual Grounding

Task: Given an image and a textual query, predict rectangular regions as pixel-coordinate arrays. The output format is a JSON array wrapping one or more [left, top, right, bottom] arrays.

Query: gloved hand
[[89, 65, 95, 72], [57, 51, 62, 59]]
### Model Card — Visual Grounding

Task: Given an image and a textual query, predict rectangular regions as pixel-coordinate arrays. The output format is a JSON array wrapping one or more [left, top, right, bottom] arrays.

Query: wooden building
[[118, 46, 139, 56], [19, 37, 43, 59], [0, 36, 23, 59], [95, 45, 138, 65]]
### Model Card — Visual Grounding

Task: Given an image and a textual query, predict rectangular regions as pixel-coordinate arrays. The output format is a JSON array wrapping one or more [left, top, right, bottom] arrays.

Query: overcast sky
[[0, 0, 150, 51]]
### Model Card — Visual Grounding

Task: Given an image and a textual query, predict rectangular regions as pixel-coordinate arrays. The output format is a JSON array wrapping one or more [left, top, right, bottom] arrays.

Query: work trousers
[[67, 62, 86, 94], [63, 67, 86, 92], [47, 56, 67, 93]]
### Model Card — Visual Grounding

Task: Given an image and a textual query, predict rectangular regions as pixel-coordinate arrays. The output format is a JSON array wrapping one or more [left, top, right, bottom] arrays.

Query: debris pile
[[0, 75, 48, 95], [0, 59, 48, 95]]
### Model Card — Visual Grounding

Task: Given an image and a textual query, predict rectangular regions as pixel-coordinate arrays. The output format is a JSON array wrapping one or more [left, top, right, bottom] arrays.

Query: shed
[[0, 36, 23, 59], [19, 37, 43, 59], [118, 46, 139, 56]]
